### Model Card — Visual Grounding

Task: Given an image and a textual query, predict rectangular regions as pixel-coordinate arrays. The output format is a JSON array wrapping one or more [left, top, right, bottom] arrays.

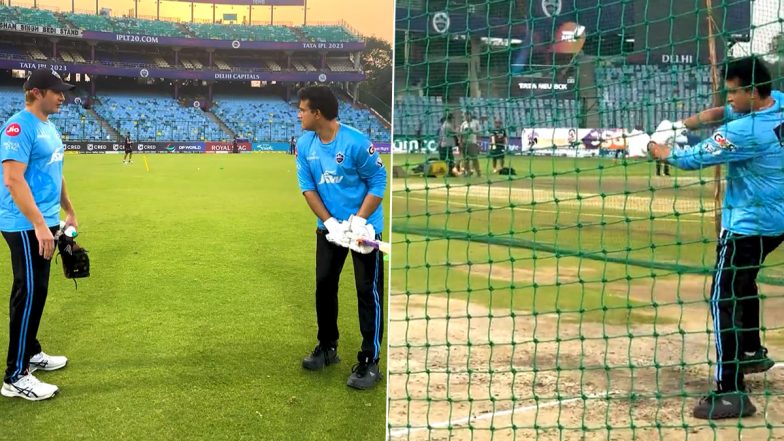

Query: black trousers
[[314, 229, 384, 362], [3, 227, 57, 383], [438, 146, 455, 171], [711, 230, 784, 391], [656, 160, 670, 175]]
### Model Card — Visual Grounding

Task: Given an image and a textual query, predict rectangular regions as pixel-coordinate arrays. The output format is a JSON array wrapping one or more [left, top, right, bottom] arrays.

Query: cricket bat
[[357, 238, 391, 254]]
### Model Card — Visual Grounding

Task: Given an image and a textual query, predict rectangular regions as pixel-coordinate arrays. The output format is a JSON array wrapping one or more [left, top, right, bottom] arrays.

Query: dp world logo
[[318, 73, 327, 83], [193, 101, 201, 108], [432, 11, 450, 34], [542, 0, 562, 17], [140, 68, 149, 78], [232, 40, 241, 49]]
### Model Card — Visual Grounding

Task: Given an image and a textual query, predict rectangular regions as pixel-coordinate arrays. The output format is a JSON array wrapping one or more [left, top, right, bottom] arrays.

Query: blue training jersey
[[667, 90, 784, 236], [0, 109, 64, 232], [296, 123, 386, 232]]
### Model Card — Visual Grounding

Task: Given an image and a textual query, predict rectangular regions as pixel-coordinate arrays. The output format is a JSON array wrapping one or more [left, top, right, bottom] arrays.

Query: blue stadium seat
[[214, 94, 389, 143], [0, 88, 108, 141], [213, 95, 300, 142], [596, 64, 712, 131], [94, 93, 229, 142]]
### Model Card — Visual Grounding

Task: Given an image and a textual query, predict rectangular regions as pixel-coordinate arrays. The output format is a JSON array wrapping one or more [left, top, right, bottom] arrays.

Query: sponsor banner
[[372, 141, 391, 154], [79, 30, 363, 52], [2, 60, 364, 83], [0, 22, 82, 37], [63, 140, 399, 155], [205, 141, 252, 153], [393, 129, 638, 158], [392, 136, 439, 154], [85, 142, 125, 153], [520, 128, 628, 157], [63, 142, 83, 152], [513, 77, 576, 93], [252, 142, 289, 152], [62, 141, 206, 153], [163, 142, 206, 153]]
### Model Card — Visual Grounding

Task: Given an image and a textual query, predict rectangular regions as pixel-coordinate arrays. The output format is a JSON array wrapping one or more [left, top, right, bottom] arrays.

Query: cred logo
[[5, 123, 21, 137]]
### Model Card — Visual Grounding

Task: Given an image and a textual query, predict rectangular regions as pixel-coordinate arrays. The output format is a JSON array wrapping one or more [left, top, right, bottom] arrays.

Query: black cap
[[23, 69, 74, 92]]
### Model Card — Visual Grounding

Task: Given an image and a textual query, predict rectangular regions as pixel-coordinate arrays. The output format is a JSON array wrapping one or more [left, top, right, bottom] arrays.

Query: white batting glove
[[346, 215, 376, 254], [650, 120, 687, 146], [324, 217, 350, 248]]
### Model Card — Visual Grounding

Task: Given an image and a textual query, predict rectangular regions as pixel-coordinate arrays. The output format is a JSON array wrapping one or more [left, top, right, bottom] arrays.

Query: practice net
[[388, 0, 784, 439]]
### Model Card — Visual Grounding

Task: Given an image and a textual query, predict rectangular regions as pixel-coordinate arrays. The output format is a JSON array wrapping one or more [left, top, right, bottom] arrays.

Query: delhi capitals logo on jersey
[[335, 152, 344, 164], [368, 145, 376, 155]]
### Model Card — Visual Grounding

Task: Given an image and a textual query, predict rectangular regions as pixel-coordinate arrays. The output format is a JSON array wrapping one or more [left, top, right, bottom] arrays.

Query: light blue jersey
[[667, 90, 784, 236], [0, 110, 64, 232], [296, 123, 386, 232]]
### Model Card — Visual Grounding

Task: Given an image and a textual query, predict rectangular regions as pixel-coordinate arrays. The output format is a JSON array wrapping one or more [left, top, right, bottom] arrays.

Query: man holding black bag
[[0, 69, 82, 401]]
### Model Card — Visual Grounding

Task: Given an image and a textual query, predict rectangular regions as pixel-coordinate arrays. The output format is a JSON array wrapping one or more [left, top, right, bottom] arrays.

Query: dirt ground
[[386, 270, 784, 440]]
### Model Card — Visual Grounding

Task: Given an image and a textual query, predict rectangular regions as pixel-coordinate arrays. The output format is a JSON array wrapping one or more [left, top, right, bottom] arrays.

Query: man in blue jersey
[[295, 86, 386, 390], [0, 69, 78, 401], [649, 57, 784, 419]]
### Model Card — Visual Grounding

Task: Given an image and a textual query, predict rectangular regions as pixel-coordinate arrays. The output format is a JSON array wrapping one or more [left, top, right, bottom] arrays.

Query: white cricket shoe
[[1, 373, 58, 401], [29, 352, 68, 372]]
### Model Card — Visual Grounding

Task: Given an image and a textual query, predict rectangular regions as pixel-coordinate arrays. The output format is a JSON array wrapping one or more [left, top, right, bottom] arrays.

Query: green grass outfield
[[0, 153, 389, 440], [391, 153, 784, 327]]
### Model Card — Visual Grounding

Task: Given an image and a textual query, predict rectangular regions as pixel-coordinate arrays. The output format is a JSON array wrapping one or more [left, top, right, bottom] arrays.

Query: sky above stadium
[[15, 0, 393, 43]]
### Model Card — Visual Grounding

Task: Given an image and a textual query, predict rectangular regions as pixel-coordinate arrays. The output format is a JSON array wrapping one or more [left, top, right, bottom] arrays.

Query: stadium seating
[[0, 88, 108, 141], [326, 58, 356, 72], [0, 42, 26, 58], [265, 60, 282, 71], [339, 102, 390, 142], [214, 94, 389, 143], [109, 17, 181, 37], [393, 95, 446, 137], [213, 58, 232, 70], [152, 56, 170, 68], [301, 25, 358, 43], [65, 13, 113, 33], [395, 95, 579, 137], [0, 6, 60, 28], [50, 103, 111, 141], [596, 64, 713, 131], [186, 23, 297, 42], [461, 96, 580, 132], [1, 6, 362, 45], [212, 95, 300, 142], [65, 13, 181, 37], [0, 6, 16, 23], [94, 93, 229, 142], [96, 50, 154, 67]]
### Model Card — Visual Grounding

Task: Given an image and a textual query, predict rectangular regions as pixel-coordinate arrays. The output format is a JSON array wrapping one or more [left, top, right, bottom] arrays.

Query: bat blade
[[357, 238, 391, 254]]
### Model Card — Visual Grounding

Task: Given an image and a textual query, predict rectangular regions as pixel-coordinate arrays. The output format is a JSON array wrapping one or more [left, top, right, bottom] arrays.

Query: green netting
[[388, 0, 784, 439]]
